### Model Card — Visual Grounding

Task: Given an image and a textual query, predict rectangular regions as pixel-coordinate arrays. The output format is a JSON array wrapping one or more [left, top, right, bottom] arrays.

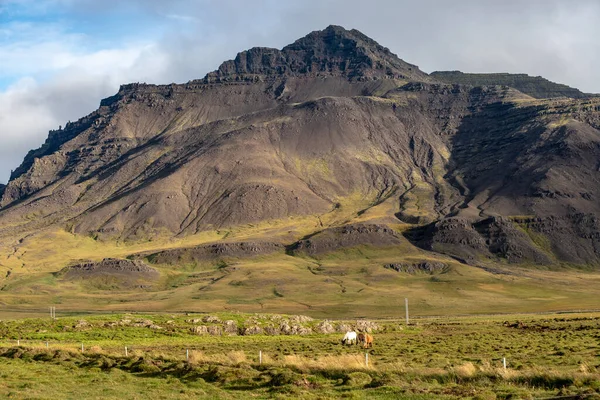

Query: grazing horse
[[341, 331, 357, 345], [358, 333, 373, 348]]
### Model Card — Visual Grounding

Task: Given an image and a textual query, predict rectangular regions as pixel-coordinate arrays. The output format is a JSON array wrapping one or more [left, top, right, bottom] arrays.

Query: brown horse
[[357, 333, 373, 348], [363, 333, 373, 348], [357, 332, 365, 344]]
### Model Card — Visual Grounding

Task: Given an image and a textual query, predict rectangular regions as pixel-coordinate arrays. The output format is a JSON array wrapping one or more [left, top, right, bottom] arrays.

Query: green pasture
[[0, 312, 599, 399]]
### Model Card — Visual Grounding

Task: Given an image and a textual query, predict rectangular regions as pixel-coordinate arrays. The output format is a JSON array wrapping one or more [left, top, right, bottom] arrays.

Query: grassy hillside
[[1, 215, 600, 319]]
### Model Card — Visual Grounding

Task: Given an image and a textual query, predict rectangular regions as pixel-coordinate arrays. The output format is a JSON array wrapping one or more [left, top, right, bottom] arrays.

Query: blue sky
[[1, 0, 599, 183]]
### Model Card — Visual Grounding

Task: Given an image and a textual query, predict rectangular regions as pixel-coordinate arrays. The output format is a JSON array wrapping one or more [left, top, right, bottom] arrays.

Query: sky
[[0, 0, 599, 184]]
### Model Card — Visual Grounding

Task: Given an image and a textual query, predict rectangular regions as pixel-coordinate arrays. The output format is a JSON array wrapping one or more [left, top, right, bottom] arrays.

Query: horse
[[358, 332, 373, 348], [363, 333, 374, 348], [341, 331, 357, 345]]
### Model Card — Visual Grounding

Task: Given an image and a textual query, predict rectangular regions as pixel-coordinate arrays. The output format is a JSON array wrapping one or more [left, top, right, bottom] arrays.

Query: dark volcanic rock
[[206, 25, 430, 82], [409, 218, 487, 264], [58, 258, 159, 281], [407, 217, 553, 265], [140, 242, 284, 264], [291, 224, 402, 256], [384, 262, 446, 274], [473, 217, 553, 264], [517, 214, 600, 265], [431, 71, 591, 99]]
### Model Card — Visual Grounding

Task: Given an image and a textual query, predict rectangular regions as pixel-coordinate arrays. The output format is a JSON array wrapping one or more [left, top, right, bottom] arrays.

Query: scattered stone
[[263, 325, 280, 335], [355, 320, 379, 333], [279, 321, 292, 335], [223, 320, 238, 335], [335, 323, 353, 333], [207, 325, 223, 336], [243, 325, 263, 335], [315, 320, 335, 334], [290, 325, 312, 335], [132, 319, 154, 328], [290, 315, 313, 324], [202, 315, 221, 323], [191, 325, 208, 335], [74, 320, 90, 330]]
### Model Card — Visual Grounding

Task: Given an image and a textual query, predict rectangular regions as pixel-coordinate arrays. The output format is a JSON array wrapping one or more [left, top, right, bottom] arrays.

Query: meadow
[[0, 312, 599, 399]]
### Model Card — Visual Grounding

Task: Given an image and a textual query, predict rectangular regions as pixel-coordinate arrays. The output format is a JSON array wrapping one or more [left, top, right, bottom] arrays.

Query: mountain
[[430, 71, 591, 99], [1, 25, 600, 316], [206, 25, 431, 82]]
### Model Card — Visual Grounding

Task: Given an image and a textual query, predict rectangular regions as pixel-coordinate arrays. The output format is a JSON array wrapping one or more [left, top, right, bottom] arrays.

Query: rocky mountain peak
[[205, 25, 430, 82]]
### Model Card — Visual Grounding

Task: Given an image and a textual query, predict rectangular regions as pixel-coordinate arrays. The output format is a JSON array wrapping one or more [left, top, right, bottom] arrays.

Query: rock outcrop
[[431, 71, 591, 99], [291, 224, 402, 256], [406, 217, 554, 265], [384, 262, 446, 274], [140, 242, 284, 264], [59, 258, 159, 277], [57, 259, 159, 288], [205, 25, 431, 82]]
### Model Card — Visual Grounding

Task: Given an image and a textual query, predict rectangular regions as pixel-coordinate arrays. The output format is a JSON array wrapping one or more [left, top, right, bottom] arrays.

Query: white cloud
[[0, 36, 173, 182]]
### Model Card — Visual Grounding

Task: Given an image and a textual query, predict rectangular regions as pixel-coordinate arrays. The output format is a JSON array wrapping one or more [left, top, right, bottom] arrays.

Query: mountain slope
[[1, 25, 600, 275]]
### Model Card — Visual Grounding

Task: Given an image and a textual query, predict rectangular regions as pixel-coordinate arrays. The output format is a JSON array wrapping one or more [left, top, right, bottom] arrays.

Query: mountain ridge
[[431, 70, 593, 99], [204, 25, 431, 82]]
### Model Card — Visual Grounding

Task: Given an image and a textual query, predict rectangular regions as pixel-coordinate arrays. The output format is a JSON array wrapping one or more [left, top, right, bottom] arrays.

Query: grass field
[[2, 222, 600, 320], [0, 312, 599, 399]]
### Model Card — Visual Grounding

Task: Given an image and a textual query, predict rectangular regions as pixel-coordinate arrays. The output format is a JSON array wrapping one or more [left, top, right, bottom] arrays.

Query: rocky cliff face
[[1, 25, 600, 268], [205, 25, 430, 82], [431, 71, 592, 99]]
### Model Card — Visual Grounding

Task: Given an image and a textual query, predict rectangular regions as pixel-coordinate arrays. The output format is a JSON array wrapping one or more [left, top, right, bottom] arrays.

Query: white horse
[[341, 331, 357, 345]]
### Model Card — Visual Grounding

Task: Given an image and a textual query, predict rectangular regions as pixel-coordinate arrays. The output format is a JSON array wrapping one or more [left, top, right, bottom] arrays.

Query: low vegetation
[[0, 312, 599, 399]]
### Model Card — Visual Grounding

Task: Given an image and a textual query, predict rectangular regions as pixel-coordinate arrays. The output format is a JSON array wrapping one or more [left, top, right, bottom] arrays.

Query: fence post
[[46, 341, 49, 349], [81, 343, 84, 352], [405, 298, 409, 325], [17, 339, 20, 346], [259, 350, 262, 365], [365, 352, 369, 367], [503, 357, 507, 369], [125, 346, 128, 357], [186, 349, 189, 362]]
